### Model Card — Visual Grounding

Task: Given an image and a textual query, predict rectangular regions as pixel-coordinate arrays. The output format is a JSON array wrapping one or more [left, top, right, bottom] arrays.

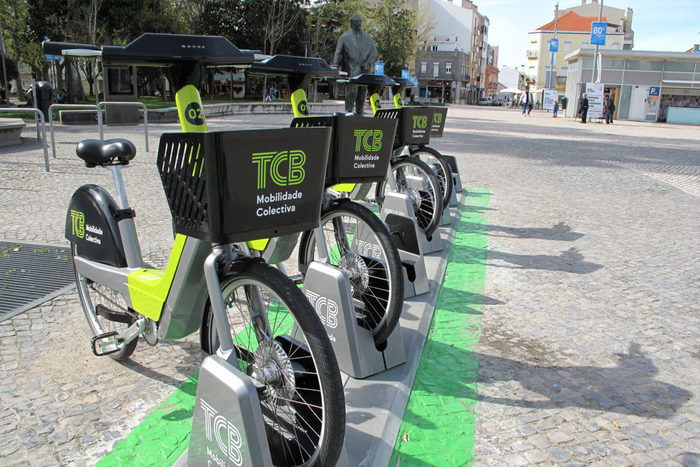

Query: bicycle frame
[[69, 47, 255, 361]]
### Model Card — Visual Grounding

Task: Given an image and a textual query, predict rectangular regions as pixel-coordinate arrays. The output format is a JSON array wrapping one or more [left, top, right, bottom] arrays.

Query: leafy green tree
[[369, 0, 417, 77]]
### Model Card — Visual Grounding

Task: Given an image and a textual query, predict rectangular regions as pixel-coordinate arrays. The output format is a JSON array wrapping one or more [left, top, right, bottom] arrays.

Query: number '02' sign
[[590, 22, 607, 46]]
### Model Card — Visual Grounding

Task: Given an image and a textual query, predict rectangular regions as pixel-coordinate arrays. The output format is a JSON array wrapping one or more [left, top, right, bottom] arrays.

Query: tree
[[369, 0, 418, 77]]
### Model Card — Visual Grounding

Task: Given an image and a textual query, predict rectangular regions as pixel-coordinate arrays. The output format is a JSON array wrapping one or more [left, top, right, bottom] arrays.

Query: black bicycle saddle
[[76, 139, 137, 167]]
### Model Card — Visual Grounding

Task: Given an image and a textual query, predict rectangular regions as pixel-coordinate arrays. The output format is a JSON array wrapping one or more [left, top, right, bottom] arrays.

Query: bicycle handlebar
[[43, 34, 255, 68], [250, 55, 338, 78]]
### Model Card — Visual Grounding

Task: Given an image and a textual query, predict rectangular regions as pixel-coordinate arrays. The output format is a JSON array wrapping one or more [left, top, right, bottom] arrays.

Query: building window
[[421, 62, 427, 74], [580, 41, 590, 49], [433, 63, 439, 77], [563, 41, 572, 52], [609, 42, 620, 49], [446, 63, 452, 75]]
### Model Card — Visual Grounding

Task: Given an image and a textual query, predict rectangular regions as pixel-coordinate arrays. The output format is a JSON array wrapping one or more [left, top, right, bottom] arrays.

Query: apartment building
[[415, 0, 472, 103], [526, 0, 632, 94]]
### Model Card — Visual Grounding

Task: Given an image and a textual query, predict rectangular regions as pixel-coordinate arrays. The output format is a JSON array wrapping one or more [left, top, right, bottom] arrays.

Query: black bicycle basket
[[291, 114, 397, 187], [375, 106, 432, 147], [426, 106, 448, 137], [157, 128, 331, 243]]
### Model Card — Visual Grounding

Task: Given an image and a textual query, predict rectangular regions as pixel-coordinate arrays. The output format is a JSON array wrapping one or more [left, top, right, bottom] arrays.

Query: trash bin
[[560, 96, 568, 111], [35, 81, 54, 119]]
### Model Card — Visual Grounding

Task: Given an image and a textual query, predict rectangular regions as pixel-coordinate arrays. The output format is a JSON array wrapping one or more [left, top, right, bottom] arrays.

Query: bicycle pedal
[[91, 332, 123, 356]]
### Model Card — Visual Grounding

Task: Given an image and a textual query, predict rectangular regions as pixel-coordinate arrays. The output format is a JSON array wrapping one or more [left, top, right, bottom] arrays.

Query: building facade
[[415, 0, 472, 103], [457, 0, 489, 103], [484, 45, 499, 98], [564, 48, 700, 123], [526, 0, 632, 94]]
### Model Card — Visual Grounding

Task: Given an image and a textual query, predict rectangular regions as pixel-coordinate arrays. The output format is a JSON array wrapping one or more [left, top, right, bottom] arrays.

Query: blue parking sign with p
[[549, 38, 559, 52], [590, 22, 606, 45]]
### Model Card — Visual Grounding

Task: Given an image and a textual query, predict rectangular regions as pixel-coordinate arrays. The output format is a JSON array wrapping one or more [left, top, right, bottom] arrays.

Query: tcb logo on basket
[[352, 129, 383, 169], [251, 150, 307, 218], [252, 150, 306, 189], [199, 398, 244, 466], [353, 130, 383, 152], [305, 290, 339, 329], [412, 115, 428, 129], [433, 112, 443, 125]]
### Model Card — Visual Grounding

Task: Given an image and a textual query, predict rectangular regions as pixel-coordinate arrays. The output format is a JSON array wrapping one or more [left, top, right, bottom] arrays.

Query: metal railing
[[96, 101, 149, 153], [48, 104, 103, 160], [48, 101, 149, 159], [0, 108, 50, 171]]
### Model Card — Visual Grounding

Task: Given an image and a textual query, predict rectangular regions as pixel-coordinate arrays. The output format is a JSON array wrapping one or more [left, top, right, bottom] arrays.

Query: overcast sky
[[479, 0, 700, 69]]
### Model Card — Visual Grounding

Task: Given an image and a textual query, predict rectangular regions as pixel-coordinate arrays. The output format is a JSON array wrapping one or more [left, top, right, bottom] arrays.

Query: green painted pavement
[[98, 190, 488, 466], [97, 373, 198, 466], [389, 189, 489, 466]]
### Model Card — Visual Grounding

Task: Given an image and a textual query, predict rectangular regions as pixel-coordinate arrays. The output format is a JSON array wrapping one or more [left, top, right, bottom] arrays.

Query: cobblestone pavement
[[0, 108, 699, 465]]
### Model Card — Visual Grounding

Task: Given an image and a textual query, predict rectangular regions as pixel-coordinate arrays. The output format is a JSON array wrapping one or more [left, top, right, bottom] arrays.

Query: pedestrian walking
[[578, 93, 589, 123], [553, 99, 559, 118], [520, 88, 532, 116], [605, 93, 615, 124]]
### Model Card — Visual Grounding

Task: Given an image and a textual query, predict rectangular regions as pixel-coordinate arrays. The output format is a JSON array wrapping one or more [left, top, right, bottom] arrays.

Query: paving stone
[[546, 447, 571, 463], [3, 110, 700, 464]]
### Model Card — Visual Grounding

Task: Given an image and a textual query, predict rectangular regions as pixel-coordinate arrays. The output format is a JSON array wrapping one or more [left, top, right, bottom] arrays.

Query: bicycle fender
[[66, 184, 127, 268]]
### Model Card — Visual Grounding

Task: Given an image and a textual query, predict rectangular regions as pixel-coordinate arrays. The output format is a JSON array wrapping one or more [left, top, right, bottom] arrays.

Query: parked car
[[478, 97, 493, 106]]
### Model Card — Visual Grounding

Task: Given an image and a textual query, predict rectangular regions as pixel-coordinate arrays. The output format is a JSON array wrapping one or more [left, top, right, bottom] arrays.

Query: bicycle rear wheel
[[298, 198, 404, 347], [71, 243, 138, 362], [375, 156, 444, 238], [201, 259, 345, 467], [410, 145, 453, 208]]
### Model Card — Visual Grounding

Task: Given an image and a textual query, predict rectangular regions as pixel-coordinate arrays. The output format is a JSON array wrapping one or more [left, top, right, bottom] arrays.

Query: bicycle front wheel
[[298, 198, 404, 347], [375, 156, 444, 238], [72, 243, 138, 362], [200, 259, 345, 467], [410, 145, 454, 208]]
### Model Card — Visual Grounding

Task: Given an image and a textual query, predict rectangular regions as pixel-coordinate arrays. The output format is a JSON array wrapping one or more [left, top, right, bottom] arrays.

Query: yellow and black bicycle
[[45, 34, 345, 466]]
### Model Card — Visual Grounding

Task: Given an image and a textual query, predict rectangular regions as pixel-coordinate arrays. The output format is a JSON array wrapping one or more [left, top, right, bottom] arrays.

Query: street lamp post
[[591, 0, 604, 83], [546, 2, 559, 90]]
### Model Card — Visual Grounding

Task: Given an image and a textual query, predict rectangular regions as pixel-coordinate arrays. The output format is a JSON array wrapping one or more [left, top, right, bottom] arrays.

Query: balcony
[[526, 50, 538, 58]]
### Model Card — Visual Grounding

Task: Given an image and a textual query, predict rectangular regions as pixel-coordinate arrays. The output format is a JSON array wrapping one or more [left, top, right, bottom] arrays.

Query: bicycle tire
[[297, 198, 404, 347], [71, 243, 139, 362], [375, 156, 444, 237], [410, 145, 454, 208], [200, 259, 345, 467]]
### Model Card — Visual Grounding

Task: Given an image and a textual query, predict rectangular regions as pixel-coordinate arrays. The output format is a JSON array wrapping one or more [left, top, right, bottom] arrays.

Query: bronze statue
[[333, 15, 378, 115]]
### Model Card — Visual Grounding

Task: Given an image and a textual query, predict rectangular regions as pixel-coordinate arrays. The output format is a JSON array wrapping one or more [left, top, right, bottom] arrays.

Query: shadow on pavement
[[477, 342, 693, 419], [453, 245, 602, 274]]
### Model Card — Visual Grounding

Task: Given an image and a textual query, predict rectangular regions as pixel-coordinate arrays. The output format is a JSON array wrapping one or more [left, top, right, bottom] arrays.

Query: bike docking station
[[426, 105, 462, 209], [287, 106, 408, 379], [156, 125, 336, 466], [375, 104, 444, 259], [247, 56, 410, 380]]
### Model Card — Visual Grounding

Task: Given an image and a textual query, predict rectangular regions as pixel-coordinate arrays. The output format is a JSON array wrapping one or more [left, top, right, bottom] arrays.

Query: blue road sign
[[649, 86, 660, 96], [45, 55, 62, 61], [590, 22, 607, 45], [401, 69, 410, 80], [549, 38, 559, 52], [375, 61, 385, 75]]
